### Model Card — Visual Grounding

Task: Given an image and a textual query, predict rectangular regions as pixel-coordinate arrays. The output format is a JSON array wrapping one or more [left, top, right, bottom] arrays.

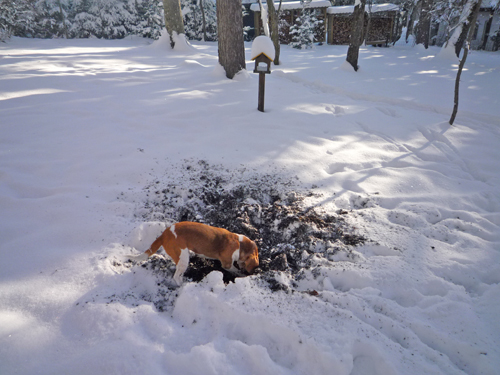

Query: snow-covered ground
[[1, 35, 499, 375]]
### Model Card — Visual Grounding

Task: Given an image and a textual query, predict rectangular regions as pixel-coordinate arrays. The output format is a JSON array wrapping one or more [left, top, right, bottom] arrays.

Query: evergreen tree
[[278, 12, 290, 42], [70, 0, 134, 39], [33, 0, 70, 38], [131, 0, 164, 39], [0, 0, 16, 40], [289, 2, 322, 49], [181, 0, 217, 41], [96, 0, 133, 39], [71, 0, 102, 37], [8, 0, 38, 38]]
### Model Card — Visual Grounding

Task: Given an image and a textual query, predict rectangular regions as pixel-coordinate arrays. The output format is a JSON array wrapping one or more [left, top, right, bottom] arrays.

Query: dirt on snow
[[130, 160, 366, 293]]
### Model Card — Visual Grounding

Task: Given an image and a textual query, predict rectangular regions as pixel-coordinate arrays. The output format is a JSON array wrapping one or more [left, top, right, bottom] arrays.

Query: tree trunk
[[449, 0, 481, 125], [199, 0, 207, 41], [415, 0, 432, 48], [406, 0, 421, 43], [346, 0, 366, 71], [267, 0, 281, 65], [57, 0, 68, 39], [453, 0, 480, 57], [217, 0, 246, 79], [162, 0, 185, 48], [480, 13, 493, 50]]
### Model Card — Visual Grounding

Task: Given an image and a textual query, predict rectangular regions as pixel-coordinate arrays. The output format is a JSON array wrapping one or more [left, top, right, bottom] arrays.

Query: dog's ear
[[239, 237, 249, 255], [246, 252, 259, 273], [240, 238, 259, 274], [240, 237, 256, 256]]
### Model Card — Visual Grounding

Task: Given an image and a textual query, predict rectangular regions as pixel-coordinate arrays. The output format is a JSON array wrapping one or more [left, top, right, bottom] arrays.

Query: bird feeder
[[253, 53, 272, 74], [251, 36, 275, 112]]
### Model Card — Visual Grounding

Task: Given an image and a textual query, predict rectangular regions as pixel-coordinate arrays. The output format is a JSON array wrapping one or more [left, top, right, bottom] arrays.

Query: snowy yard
[[1, 35, 500, 375]]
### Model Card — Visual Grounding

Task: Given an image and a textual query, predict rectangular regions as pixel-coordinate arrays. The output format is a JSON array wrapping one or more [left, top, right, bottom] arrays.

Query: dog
[[129, 221, 259, 286]]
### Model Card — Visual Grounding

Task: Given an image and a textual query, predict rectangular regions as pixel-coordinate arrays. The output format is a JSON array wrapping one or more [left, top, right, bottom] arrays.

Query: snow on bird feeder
[[251, 36, 275, 74], [251, 36, 275, 112]]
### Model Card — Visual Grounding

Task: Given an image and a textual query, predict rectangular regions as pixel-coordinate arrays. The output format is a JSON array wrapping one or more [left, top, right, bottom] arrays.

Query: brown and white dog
[[130, 221, 259, 286]]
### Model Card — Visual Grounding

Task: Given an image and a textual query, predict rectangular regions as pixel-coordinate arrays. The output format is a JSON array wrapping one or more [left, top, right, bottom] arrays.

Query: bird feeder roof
[[251, 36, 276, 61]]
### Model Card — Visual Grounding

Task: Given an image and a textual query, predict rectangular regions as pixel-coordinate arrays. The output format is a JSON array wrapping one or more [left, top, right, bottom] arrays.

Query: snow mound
[[340, 60, 361, 72], [436, 43, 460, 61], [150, 30, 193, 51], [251, 35, 276, 61], [211, 63, 227, 77]]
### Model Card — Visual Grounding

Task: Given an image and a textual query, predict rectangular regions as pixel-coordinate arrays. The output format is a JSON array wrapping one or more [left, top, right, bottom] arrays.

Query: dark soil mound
[[134, 160, 366, 287]]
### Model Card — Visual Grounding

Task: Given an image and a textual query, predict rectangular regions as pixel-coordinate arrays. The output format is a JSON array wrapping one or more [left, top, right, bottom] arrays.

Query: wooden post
[[323, 8, 327, 43], [258, 72, 266, 112], [251, 44, 273, 112]]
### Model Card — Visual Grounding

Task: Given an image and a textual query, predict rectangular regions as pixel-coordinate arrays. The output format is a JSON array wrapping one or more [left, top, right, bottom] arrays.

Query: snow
[[327, 3, 399, 14], [1, 36, 500, 375], [260, 2, 270, 38], [251, 35, 276, 61], [151, 30, 193, 51], [250, 0, 331, 12], [481, 0, 499, 7]]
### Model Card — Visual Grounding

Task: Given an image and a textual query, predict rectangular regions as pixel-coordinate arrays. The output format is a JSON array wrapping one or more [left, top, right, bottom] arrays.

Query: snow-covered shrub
[[181, 0, 217, 41], [69, 0, 137, 39], [278, 12, 290, 43], [3, 0, 37, 38], [2, 0, 217, 41], [0, 0, 15, 41], [289, 7, 322, 49], [70, 0, 102, 38], [130, 0, 164, 39], [33, 0, 71, 38], [0, 28, 9, 42]]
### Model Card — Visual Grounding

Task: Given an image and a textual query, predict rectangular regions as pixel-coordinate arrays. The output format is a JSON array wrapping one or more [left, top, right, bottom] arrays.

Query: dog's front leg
[[222, 259, 245, 276], [173, 248, 190, 286], [225, 248, 244, 275]]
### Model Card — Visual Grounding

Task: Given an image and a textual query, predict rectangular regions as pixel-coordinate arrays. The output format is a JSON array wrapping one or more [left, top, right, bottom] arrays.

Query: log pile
[[327, 7, 400, 46]]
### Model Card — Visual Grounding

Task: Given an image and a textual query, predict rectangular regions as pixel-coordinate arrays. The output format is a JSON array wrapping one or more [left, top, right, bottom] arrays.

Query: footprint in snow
[[325, 105, 346, 116], [376, 107, 400, 118]]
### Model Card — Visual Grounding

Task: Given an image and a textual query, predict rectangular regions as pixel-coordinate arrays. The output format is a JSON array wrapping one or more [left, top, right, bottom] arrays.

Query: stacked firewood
[[366, 16, 394, 44], [329, 15, 353, 44], [329, 12, 397, 45]]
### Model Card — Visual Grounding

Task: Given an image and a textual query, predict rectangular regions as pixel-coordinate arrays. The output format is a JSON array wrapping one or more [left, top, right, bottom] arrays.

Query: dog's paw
[[173, 275, 183, 287], [227, 265, 245, 276]]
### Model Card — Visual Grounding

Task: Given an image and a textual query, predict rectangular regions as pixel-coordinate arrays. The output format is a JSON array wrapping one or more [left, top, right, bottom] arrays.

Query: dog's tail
[[127, 231, 166, 262], [145, 234, 164, 257]]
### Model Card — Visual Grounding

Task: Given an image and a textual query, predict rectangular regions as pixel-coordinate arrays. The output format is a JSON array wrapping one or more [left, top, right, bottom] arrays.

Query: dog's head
[[239, 237, 259, 274]]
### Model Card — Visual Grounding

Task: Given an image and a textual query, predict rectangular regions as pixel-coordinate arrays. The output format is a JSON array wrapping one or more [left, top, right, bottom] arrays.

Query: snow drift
[[1, 37, 499, 375]]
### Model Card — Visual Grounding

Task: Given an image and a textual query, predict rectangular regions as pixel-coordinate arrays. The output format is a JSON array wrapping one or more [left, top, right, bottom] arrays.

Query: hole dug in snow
[[106, 160, 368, 311], [128, 161, 366, 289]]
